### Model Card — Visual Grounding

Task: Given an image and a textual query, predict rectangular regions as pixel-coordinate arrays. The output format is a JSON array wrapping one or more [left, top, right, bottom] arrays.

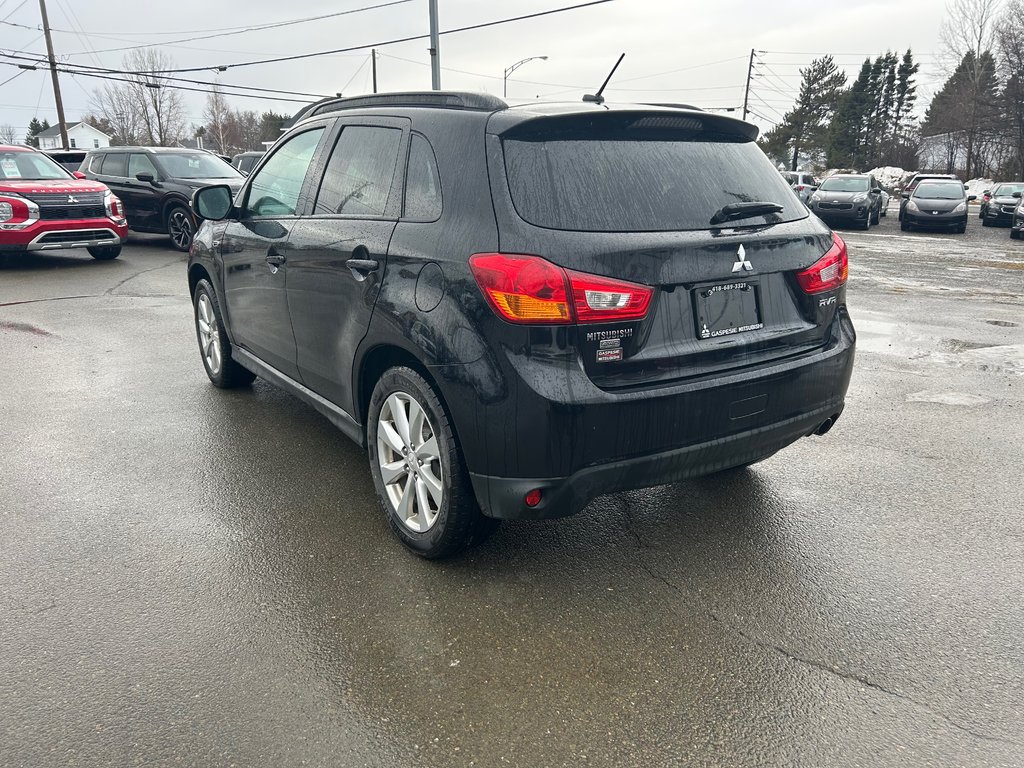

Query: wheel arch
[[187, 262, 212, 298], [162, 195, 193, 226]]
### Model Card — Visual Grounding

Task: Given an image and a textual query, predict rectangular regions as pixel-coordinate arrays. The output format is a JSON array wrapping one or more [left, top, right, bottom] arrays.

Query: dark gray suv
[[187, 92, 855, 558]]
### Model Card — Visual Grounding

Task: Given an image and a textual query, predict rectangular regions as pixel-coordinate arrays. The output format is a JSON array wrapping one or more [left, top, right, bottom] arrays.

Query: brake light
[[469, 253, 653, 325], [796, 233, 848, 294]]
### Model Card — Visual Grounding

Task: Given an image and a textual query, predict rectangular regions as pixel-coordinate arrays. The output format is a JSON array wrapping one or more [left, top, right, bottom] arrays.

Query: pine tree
[[25, 117, 43, 147], [891, 50, 920, 153]]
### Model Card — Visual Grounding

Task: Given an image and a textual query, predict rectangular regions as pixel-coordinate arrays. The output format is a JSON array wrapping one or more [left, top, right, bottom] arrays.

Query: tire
[[192, 279, 256, 388], [368, 366, 499, 559], [861, 215, 871, 230], [956, 224, 967, 234], [870, 207, 880, 225], [1011, 228, 1021, 240], [901, 220, 911, 232], [167, 204, 196, 252], [88, 245, 121, 260]]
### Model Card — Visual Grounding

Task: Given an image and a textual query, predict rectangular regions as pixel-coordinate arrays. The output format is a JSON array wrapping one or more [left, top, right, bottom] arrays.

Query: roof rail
[[642, 102, 703, 112]]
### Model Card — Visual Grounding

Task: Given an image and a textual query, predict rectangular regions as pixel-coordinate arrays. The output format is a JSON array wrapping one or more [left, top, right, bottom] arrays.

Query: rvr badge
[[732, 244, 753, 273]]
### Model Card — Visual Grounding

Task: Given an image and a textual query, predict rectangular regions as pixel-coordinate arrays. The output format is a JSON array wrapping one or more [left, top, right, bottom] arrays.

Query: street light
[[503, 55, 548, 98]]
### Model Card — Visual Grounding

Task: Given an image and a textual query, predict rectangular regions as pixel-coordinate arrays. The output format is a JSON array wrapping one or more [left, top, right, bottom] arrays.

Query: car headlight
[[809, 193, 820, 204], [906, 200, 919, 212], [953, 202, 966, 214], [852, 194, 867, 203]]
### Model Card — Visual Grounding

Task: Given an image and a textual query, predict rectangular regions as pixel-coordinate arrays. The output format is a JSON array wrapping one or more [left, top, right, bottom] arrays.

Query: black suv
[[187, 92, 856, 558], [83, 147, 243, 251], [807, 173, 883, 230]]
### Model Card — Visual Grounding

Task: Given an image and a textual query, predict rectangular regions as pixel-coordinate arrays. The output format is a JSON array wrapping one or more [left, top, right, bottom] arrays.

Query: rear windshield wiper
[[710, 201, 784, 226]]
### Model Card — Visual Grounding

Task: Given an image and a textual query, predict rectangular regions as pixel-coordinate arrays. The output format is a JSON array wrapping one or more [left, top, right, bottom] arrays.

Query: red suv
[[0, 144, 128, 260]]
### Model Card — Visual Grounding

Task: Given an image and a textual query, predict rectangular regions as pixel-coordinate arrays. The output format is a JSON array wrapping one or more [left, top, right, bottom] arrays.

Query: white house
[[36, 122, 111, 150]]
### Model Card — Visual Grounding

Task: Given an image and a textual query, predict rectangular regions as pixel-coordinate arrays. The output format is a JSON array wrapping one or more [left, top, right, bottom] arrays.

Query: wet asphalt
[[1, 210, 1022, 768]]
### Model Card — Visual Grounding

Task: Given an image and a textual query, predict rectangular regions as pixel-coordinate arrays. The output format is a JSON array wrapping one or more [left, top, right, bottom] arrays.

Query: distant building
[[36, 122, 111, 150], [919, 131, 1013, 176]]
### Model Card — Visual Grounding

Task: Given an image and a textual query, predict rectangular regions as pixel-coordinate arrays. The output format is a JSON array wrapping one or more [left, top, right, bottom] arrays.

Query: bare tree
[[998, 0, 1024, 176], [203, 86, 233, 154], [123, 49, 187, 146], [936, 0, 1006, 176], [90, 82, 142, 145], [0, 124, 18, 144]]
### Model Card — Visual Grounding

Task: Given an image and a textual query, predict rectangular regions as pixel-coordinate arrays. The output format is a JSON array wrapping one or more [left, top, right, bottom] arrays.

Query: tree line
[[760, 0, 1024, 179]]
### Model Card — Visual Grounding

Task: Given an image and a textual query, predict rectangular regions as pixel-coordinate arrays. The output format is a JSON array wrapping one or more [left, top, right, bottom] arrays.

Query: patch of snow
[[867, 166, 911, 190], [964, 177, 995, 195]]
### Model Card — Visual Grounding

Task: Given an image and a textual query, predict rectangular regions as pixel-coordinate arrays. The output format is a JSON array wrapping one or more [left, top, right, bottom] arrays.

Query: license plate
[[694, 280, 763, 339]]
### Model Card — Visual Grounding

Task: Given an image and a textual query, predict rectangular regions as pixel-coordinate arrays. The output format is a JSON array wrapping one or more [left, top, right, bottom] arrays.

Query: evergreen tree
[[758, 55, 846, 170], [25, 117, 43, 147]]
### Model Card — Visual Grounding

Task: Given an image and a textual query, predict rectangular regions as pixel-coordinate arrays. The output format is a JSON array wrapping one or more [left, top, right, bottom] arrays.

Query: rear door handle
[[266, 251, 286, 267]]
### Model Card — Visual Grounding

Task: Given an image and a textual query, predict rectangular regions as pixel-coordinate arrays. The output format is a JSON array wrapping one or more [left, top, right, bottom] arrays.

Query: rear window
[[502, 130, 804, 232]]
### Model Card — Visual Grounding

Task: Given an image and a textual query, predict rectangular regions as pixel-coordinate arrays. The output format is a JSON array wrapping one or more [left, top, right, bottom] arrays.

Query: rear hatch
[[485, 107, 841, 390]]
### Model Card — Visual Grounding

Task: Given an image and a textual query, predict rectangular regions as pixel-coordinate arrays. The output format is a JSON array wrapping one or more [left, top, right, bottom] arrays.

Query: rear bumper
[[468, 310, 856, 520], [0, 219, 127, 252]]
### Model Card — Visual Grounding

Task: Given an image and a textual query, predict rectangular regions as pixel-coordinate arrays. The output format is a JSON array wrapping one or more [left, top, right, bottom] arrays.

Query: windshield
[[156, 153, 241, 179], [818, 176, 869, 193], [0, 150, 72, 181], [914, 182, 965, 200], [503, 134, 804, 232], [992, 184, 1024, 197]]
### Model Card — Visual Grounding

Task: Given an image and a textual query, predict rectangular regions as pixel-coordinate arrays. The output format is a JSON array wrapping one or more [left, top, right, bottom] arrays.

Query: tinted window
[[128, 153, 159, 179], [993, 184, 1024, 196], [244, 128, 324, 217], [503, 134, 804, 232], [404, 134, 442, 221], [87, 154, 103, 174], [315, 126, 402, 216], [818, 176, 870, 192], [157, 152, 240, 179], [102, 153, 127, 177], [914, 182, 966, 200]]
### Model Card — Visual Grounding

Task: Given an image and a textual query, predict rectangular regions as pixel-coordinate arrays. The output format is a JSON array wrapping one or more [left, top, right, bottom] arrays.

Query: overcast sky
[[0, 0, 950, 137]]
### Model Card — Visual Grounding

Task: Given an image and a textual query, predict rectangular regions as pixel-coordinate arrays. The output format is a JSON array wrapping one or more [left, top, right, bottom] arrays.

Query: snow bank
[[867, 166, 911, 189], [964, 178, 995, 195]]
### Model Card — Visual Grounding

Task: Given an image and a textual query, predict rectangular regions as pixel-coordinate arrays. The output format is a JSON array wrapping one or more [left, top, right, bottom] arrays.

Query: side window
[[314, 126, 402, 217], [103, 153, 127, 177], [244, 128, 325, 218], [403, 134, 442, 221], [87, 154, 103, 174], [93, 139, 100, 148], [70, 138, 77, 148], [128, 153, 159, 179]]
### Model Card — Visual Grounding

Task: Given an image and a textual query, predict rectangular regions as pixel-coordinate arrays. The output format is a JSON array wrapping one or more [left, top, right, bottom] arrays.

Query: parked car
[[807, 173, 883, 230], [980, 182, 1024, 227], [82, 147, 243, 251], [898, 173, 958, 220], [42, 148, 88, 173], [780, 171, 818, 203], [187, 92, 855, 558], [900, 179, 974, 233], [0, 144, 127, 260], [231, 151, 265, 175], [1011, 198, 1024, 240]]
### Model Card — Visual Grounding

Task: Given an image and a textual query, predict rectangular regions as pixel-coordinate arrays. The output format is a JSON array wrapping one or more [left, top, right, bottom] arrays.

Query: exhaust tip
[[814, 414, 840, 436]]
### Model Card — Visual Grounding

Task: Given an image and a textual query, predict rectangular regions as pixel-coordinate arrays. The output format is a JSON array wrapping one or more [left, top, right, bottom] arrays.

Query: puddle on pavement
[[940, 338, 995, 353], [986, 319, 1018, 328]]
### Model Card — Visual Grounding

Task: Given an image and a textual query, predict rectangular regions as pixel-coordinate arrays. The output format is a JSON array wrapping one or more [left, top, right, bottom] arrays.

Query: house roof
[[35, 121, 111, 138]]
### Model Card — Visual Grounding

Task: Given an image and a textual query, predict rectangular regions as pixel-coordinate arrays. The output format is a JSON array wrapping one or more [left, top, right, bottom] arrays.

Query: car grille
[[1001, 205, 1016, 214], [36, 229, 114, 244], [818, 202, 853, 210], [20, 191, 107, 221]]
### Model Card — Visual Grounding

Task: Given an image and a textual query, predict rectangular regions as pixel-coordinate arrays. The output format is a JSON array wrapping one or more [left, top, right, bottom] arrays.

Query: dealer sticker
[[597, 348, 624, 363]]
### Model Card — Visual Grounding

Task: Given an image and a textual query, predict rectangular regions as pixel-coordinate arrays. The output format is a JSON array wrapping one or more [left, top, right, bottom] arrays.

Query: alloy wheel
[[376, 391, 443, 533], [196, 293, 222, 374], [169, 209, 194, 250]]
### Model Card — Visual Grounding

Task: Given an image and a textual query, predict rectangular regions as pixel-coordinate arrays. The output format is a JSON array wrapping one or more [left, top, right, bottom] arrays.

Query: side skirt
[[232, 346, 366, 448]]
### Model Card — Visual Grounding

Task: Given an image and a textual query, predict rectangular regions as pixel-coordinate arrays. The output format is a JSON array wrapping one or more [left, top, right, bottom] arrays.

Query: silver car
[[781, 171, 819, 204]]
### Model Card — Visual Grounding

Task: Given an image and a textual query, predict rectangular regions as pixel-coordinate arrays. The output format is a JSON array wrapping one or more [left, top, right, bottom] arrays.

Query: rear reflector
[[525, 489, 543, 507], [470, 253, 653, 325], [795, 232, 848, 294]]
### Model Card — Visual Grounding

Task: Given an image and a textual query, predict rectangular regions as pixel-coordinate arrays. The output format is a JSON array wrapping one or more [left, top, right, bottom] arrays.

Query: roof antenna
[[583, 53, 625, 105]]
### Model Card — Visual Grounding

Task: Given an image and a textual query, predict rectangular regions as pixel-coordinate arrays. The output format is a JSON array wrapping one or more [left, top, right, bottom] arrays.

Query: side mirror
[[901, 192, 910, 199], [872, 187, 882, 194], [968, 195, 977, 202], [135, 172, 156, 183], [193, 185, 234, 221], [72, 171, 87, 180]]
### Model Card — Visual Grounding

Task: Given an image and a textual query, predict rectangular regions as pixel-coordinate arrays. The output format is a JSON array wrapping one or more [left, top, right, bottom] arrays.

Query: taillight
[[469, 253, 653, 325], [795, 233, 848, 294]]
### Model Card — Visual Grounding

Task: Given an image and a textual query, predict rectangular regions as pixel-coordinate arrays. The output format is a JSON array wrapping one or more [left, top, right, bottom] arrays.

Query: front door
[[220, 126, 327, 379], [123, 152, 163, 232], [286, 121, 408, 412]]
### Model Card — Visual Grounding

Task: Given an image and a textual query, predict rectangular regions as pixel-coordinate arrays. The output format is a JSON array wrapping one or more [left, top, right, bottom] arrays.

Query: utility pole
[[38, 0, 69, 150], [428, 0, 440, 90], [371, 49, 378, 94], [741, 48, 755, 122]]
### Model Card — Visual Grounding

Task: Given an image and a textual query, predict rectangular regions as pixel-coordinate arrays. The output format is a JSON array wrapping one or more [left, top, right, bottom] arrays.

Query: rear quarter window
[[502, 129, 805, 232]]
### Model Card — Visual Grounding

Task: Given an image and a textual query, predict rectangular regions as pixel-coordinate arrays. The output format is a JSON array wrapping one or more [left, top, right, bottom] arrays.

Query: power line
[[139, 0, 620, 74]]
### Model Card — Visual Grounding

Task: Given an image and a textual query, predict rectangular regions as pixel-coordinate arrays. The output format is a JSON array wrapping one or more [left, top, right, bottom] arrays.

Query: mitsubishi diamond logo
[[732, 244, 753, 273], [67, 195, 79, 204]]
